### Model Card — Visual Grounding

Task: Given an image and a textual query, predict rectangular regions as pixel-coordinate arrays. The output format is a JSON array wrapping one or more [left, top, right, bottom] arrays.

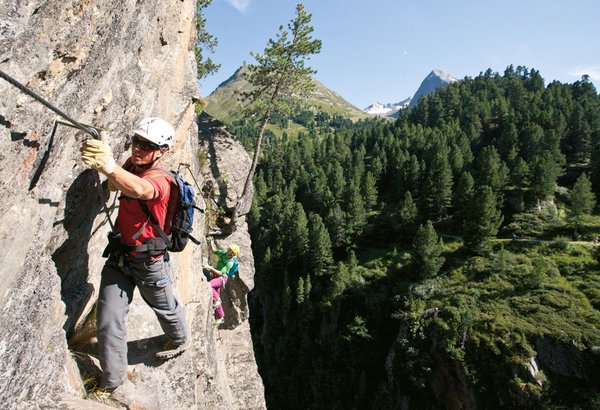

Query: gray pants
[[96, 255, 188, 388]]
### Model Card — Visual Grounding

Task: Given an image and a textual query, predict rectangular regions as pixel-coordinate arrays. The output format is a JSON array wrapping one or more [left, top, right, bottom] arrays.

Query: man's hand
[[80, 131, 116, 176]]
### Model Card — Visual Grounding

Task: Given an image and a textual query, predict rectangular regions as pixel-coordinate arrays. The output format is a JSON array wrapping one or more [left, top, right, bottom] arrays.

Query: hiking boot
[[214, 317, 224, 326], [212, 299, 222, 309], [155, 339, 190, 360], [87, 385, 133, 408], [87, 382, 135, 407], [87, 387, 115, 404]]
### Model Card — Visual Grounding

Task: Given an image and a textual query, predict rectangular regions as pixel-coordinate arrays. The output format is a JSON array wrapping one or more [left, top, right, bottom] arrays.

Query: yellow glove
[[80, 132, 116, 175]]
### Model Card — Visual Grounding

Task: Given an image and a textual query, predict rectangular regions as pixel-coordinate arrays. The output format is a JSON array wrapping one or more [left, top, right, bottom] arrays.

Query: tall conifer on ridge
[[232, 3, 322, 226]]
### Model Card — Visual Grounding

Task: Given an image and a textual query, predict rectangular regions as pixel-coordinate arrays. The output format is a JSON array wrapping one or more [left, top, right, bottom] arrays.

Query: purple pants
[[210, 275, 228, 318]]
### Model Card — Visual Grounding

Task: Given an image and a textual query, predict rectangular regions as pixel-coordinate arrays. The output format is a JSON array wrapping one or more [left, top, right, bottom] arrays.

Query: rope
[[0, 68, 99, 139]]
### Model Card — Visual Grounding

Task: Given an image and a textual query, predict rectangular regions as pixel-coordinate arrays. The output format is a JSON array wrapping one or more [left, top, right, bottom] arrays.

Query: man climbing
[[80, 117, 189, 395], [204, 244, 239, 325]]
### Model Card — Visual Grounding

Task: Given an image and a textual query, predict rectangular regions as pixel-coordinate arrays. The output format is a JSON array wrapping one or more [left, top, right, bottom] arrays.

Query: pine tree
[[329, 163, 346, 204], [474, 145, 508, 195], [350, 146, 367, 185], [567, 104, 591, 162], [347, 250, 358, 271], [449, 143, 465, 175], [590, 128, 600, 197], [195, 0, 220, 80], [456, 131, 474, 165], [510, 157, 530, 188], [428, 93, 446, 128], [296, 276, 305, 304], [570, 173, 596, 235], [344, 182, 367, 243], [399, 191, 418, 226], [326, 203, 348, 250], [303, 273, 312, 299], [425, 142, 453, 219], [233, 3, 322, 226], [463, 185, 503, 254], [254, 170, 269, 200], [327, 262, 351, 304], [453, 171, 474, 230], [519, 124, 540, 161], [362, 171, 378, 212], [405, 154, 422, 200], [530, 152, 561, 200], [307, 213, 334, 276], [412, 220, 445, 279], [285, 202, 309, 271], [497, 122, 519, 162]]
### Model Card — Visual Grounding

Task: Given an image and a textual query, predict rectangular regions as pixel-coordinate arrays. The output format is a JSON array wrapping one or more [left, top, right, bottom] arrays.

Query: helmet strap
[[132, 151, 163, 173]]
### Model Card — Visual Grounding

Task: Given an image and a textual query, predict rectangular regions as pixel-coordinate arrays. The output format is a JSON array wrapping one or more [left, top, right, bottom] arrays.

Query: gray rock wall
[[0, 1, 264, 408]]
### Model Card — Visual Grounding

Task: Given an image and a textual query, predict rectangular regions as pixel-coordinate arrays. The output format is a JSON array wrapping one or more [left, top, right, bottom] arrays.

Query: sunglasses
[[130, 135, 160, 152]]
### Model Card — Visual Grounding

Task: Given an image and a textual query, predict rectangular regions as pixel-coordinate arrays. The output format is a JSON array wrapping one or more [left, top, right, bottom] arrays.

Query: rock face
[[198, 112, 255, 307], [0, 1, 264, 409]]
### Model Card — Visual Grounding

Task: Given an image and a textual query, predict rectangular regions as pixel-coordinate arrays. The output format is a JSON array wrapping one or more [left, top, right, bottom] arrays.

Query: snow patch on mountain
[[364, 98, 411, 116]]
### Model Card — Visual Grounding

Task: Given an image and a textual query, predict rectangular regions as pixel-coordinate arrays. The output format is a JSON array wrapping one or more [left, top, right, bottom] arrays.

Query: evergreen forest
[[230, 66, 600, 409]]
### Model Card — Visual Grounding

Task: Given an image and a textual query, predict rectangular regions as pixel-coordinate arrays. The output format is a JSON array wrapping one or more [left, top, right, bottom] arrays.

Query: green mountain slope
[[247, 67, 600, 409], [204, 64, 369, 124]]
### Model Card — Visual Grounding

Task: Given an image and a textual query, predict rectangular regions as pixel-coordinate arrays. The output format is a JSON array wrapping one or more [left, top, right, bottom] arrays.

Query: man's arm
[[108, 167, 155, 200], [80, 132, 155, 200]]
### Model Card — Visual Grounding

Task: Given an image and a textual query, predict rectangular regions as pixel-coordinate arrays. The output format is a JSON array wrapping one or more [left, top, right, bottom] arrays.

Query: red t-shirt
[[117, 159, 171, 247]]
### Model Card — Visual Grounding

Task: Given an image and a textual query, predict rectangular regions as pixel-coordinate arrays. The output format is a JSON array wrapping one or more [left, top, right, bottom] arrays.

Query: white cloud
[[225, 0, 250, 13], [568, 65, 600, 82]]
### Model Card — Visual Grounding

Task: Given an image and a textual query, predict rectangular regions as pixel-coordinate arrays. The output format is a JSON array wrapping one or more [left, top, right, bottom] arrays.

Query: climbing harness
[[0, 68, 100, 139]]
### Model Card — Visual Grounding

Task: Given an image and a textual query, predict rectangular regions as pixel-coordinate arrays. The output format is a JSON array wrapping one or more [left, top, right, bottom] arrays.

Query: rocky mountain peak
[[215, 64, 249, 90], [364, 69, 456, 117], [431, 69, 458, 84], [408, 69, 458, 109]]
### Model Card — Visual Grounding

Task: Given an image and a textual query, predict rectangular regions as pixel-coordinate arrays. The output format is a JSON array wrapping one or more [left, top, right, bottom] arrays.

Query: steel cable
[[0, 68, 99, 139], [0, 68, 112, 227]]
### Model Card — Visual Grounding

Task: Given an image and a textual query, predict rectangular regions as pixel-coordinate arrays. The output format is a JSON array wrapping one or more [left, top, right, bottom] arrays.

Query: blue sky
[[200, 0, 600, 110]]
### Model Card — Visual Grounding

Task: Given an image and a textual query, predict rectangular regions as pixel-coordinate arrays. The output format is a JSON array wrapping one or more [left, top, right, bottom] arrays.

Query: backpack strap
[[137, 200, 172, 248], [132, 168, 203, 248], [187, 233, 202, 245], [146, 168, 202, 245], [130, 167, 176, 249]]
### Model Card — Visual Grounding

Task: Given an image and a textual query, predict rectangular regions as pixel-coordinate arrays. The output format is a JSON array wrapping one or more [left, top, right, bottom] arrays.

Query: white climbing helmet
[[132, 117, 174, 148]]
